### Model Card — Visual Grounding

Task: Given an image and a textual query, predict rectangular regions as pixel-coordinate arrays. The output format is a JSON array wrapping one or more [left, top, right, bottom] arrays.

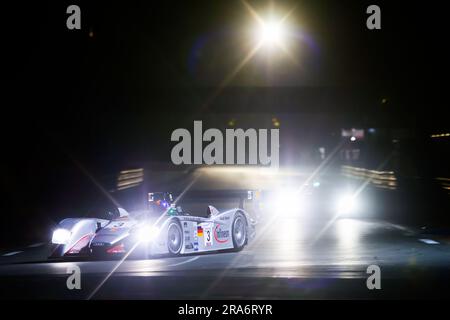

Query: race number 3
[[204, 226, 213, 247]]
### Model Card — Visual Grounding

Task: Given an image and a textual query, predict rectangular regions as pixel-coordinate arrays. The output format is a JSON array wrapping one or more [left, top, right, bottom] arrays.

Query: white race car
[[49, 192, 257, 259]]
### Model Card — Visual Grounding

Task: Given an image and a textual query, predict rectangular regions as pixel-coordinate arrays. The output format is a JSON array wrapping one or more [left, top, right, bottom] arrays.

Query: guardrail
[[342, 166, 450, 195], [436, 177, 450, 195], [341, 165, 397, 190]]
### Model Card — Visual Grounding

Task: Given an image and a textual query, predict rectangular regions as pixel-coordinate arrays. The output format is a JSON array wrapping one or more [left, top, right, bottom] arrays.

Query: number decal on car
[[204, 226, 213, 247]]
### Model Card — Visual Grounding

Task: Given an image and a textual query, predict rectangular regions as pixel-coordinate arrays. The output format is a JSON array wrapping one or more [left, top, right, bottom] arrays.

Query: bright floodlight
[[256, 19, 287, 48]]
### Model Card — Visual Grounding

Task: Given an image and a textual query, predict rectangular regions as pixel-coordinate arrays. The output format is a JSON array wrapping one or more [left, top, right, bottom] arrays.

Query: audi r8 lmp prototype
[[49, 192, 256, 259]]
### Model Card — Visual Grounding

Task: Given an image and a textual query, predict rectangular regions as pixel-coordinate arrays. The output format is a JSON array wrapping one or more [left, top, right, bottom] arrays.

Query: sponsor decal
[[204, 226, 213, 247], [184, 235, 190, 242], [183, 222, 188, 228], [197, 226, 203, 237], [219, 216, 230, 221], [193, 242, 199, 251], [91, 242, 106, 246], [185, 243, 193, 250], [214, 224, 230, 243]]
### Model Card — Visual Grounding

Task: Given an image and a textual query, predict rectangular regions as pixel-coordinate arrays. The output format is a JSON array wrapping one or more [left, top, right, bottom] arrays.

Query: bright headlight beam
[[274, 190, 295, 213], [52, 228, 71, 244], [269, 188, 308, 216], [87, 175, 201, 300], [336, 194, 357, 214], [138, 225, 160, 243]]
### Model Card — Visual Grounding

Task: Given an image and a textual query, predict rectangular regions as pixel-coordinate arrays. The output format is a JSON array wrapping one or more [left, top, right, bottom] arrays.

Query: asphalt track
[[1, 168, 449, 299]]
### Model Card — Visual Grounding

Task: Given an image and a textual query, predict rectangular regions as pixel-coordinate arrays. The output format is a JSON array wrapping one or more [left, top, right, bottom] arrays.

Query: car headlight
[[138, 225, 160, 243], [52, 228, 71, 244], [269, 188, 309, 215], [336, 193, 358, 214]]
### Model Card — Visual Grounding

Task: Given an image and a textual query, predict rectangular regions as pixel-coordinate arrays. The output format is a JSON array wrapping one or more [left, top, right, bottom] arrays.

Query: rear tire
[[232, 212, 247, 251], [167, 220, 183, 256]]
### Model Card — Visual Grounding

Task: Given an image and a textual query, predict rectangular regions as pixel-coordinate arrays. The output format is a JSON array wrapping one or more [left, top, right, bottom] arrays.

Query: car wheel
[[232, 212, 247, 251], [167, 220, 183, 255]]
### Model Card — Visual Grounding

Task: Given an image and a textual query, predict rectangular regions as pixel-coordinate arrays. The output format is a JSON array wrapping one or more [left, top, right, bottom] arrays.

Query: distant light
[[342, 128, 364, 139], [368, 128, 376, 134], [431, 133, 450, 138], [350, 136, 356, 142], [313, 181, 320, 188], [318, 147, 325, 160], [257, 19, 286, 48], [381, 98, 388, 104], [161, 201, 169, 209], [228, 119, 236, 127], [272, 117, 280, 127]]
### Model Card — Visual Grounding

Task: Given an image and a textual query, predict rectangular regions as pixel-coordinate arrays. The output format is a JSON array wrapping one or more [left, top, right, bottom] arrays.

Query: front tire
[[232, 212, 247, 251], [167, 220, 183, 255]]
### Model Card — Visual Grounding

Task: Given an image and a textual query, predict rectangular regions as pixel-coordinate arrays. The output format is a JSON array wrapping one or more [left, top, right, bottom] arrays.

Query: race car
[[49, 192, 256, 259]]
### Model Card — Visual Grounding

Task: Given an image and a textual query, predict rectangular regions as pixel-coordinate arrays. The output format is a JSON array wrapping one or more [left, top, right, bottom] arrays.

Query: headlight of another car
[[269, 188, 310, 215], [138, 225, 160, 243], [52, 228, 71, 244], [336, 193, 358, 214]]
